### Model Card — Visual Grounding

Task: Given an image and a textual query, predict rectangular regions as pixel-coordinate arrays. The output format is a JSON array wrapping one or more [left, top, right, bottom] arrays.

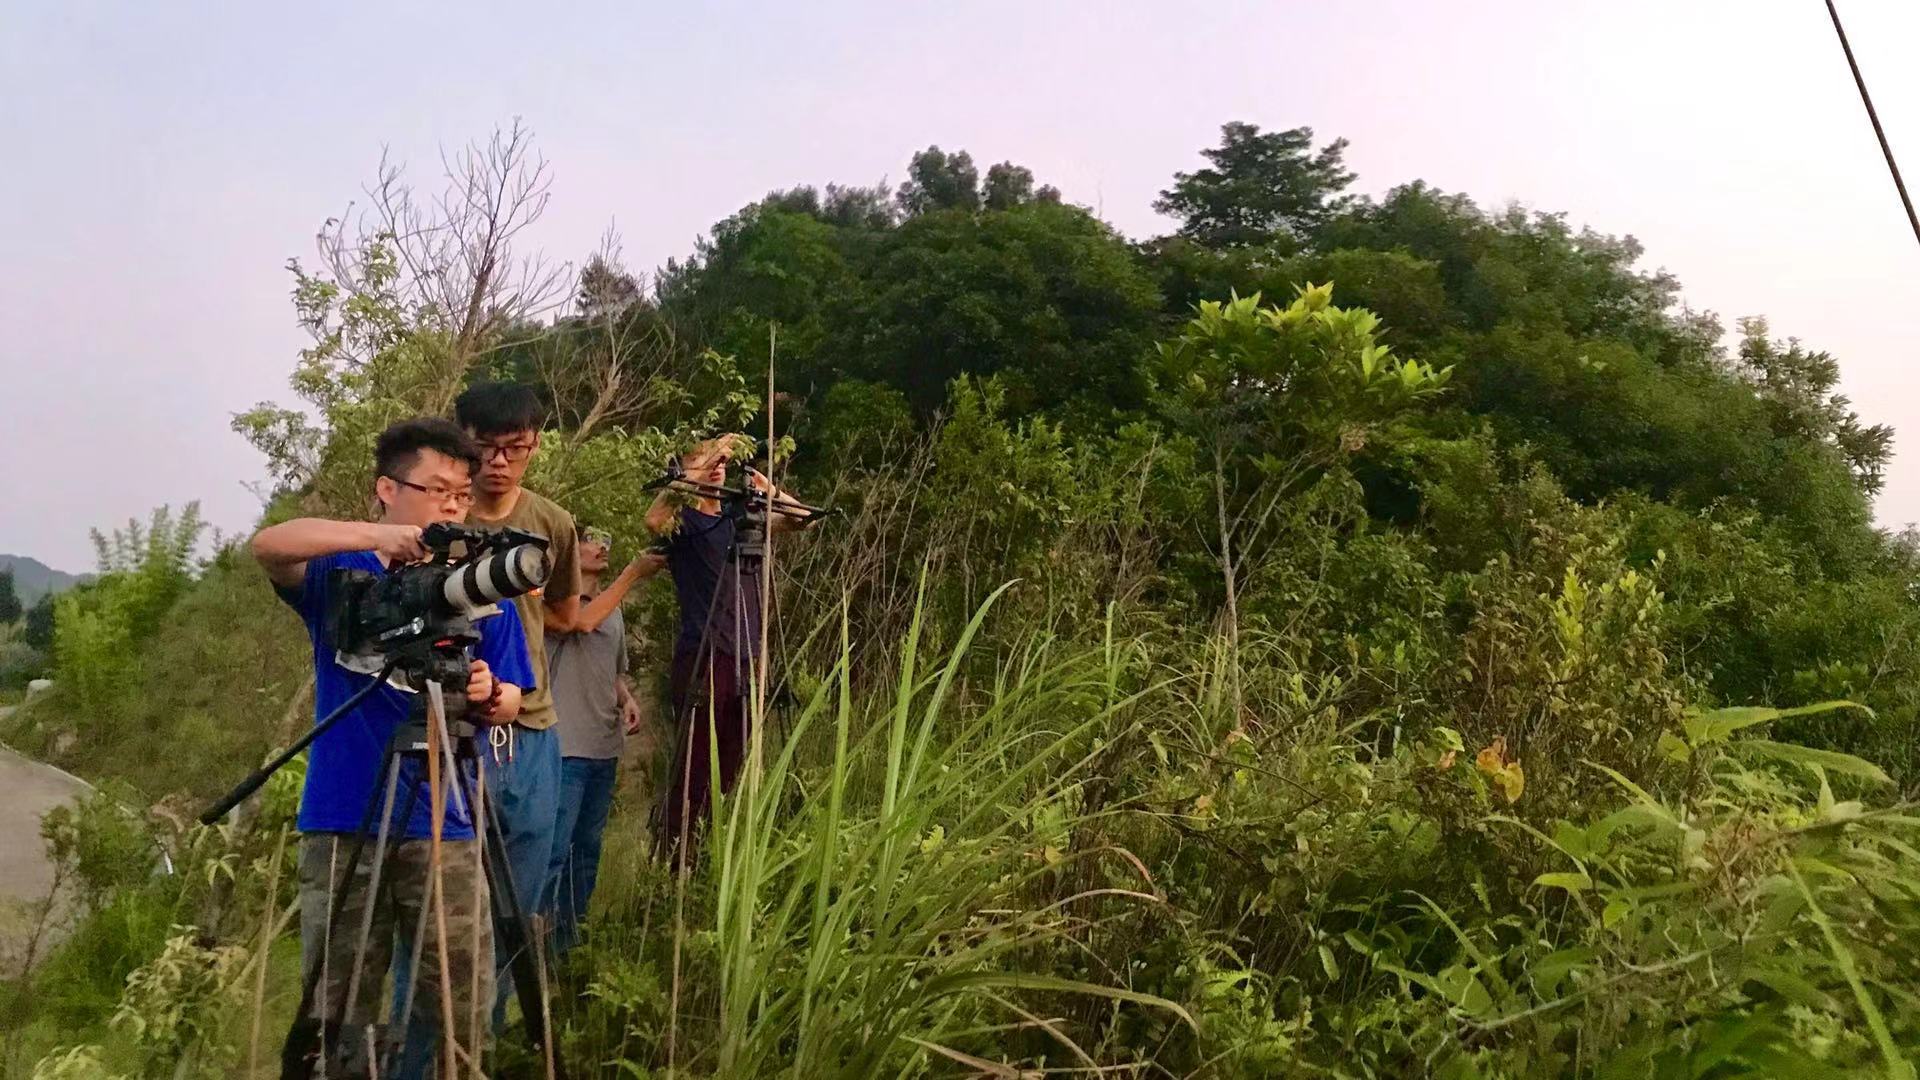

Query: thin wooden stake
[[425, 684, 463, 1076], [247, 826, 289, 1077]]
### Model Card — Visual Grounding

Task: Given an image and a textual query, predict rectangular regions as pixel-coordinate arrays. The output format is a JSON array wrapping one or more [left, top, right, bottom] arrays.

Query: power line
[[1824, 0, 1920, 251]]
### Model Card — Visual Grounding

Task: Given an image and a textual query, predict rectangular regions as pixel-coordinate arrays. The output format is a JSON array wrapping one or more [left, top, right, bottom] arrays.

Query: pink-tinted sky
[[3, 0, 1916, 571]]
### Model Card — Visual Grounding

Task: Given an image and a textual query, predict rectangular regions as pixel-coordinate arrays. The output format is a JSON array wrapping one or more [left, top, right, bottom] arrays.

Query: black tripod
[[202, 663, 564, 1079]]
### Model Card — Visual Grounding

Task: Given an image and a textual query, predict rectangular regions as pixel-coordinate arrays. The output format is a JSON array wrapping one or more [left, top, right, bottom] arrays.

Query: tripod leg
[[338, 752, 406, 1040], [477, 776, 564, 1079], [282, 734, 411, 1080], [386, 809, 492, 1080], [387, 839, 438, 1076], [468, 762, 487, 1076]]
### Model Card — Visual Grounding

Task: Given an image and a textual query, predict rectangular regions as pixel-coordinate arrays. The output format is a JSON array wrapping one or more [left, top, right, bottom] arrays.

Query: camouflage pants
[[297, 832, 494, 1077]]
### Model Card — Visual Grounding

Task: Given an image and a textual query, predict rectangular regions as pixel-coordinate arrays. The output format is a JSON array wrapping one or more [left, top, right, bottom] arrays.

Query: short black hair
[[453, 381, 544, 438], [375, 416, 482, 483]]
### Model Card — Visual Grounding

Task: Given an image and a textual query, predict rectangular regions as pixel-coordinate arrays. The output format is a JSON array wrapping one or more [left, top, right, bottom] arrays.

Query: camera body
[[323, 522, 552, 694]]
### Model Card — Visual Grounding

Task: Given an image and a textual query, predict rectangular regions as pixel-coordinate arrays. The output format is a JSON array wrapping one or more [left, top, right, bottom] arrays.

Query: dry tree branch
[[310, 119, 573, 411]]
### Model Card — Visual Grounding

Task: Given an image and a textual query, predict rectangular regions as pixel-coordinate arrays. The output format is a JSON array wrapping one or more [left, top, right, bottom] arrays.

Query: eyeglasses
[[477, 441, 536, 463], [580, 528, 613, 547], [385, 476, 476, 507]]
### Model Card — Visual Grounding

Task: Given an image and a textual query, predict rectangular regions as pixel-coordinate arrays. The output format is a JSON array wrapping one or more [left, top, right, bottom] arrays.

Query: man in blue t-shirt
[[252, 417, 535, 1080]]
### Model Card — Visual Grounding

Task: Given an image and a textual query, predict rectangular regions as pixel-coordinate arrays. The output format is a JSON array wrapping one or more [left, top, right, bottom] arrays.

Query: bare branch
[[304, 119, 573, 412]]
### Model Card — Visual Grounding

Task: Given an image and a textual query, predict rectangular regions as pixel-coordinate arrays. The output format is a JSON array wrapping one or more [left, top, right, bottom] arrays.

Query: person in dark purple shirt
[[644, 435, 816, 862]]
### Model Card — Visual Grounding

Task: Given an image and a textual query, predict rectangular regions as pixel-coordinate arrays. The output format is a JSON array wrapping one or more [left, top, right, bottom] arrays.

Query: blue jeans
[[547, 756, 619, 954], [392, 722, 562, 1042]]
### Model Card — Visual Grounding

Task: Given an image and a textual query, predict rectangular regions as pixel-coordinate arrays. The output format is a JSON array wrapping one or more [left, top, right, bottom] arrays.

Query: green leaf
[[1602, 898, 1632, 930], [1742, 965, 1838, 1011], [1688, 1009, 1785, 1074], [1736, 740, 1892, 785], [1656, 730, 1691, 763], [1790, 855, 1857, 882], [1683, 706, 1777, 745], [1533, 871, 1592, 894], [1434, 965, 1494, 1017], [1553, 820, 1592, 861], [1319, 943, 1339, 981], [923, 971, 1195, 1030], [1682, 700, 1863, 746], [1529, 947, 1593, 998], [1146, 730, 1169, 766]]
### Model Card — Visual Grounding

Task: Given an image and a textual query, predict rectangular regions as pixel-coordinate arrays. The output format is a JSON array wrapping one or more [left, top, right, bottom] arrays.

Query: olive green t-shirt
[[471, 487, 580, 730]]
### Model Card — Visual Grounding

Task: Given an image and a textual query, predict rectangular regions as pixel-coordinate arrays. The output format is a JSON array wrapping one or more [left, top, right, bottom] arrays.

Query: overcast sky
[[3, 0, 1916, 572]]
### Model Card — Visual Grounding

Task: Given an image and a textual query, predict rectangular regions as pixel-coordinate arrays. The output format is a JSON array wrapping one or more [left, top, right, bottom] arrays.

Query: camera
[[323, 522, 552, 694]]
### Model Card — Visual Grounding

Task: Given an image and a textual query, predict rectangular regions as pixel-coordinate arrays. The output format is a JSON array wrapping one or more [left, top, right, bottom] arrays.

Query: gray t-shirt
[[547, 603, 627, 760]]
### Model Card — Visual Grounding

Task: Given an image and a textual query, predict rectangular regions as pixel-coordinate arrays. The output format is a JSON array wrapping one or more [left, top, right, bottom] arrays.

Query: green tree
[[23, 591, 56, 650], [657, 200, 867, 396], [0, 569, 20, 624], [982, 161, 1034, 209], [822, 182, 898, 229], [1154, 122, 1355, 250], [1735, 316, 1893, 494], [897, 145, 981, 215], [840, 201, 1161, 415], [1149, 287, 1450, 659], [575, 251, 642, 319]]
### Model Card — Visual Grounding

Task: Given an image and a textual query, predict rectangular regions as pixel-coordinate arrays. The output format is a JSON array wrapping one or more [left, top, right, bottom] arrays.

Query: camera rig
[[642, 455, 834, 560], [199, 522, 551, 824], [324, 521, 552, 695]]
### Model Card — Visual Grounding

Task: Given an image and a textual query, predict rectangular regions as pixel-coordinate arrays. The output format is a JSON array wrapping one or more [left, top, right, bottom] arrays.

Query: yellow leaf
[[1475, 736, 1510, 776], [1475, 737, 1523, 803], [1496, 762, 1524, 803]]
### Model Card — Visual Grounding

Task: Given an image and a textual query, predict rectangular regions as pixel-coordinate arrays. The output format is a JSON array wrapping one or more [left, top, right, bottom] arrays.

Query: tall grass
[[567, 583, 1191, 1077]]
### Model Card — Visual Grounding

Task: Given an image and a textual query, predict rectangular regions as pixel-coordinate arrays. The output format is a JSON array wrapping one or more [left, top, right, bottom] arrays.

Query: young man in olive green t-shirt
[[453, 381, 581, 1026]]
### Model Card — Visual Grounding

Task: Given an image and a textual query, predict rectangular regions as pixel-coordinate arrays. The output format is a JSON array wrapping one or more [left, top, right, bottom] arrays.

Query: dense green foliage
[[5, 122, 1917, 1077]]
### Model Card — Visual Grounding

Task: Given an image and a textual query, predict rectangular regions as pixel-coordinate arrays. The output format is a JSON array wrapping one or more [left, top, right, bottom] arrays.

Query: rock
[[25, 680, 52, 699], [50, 732, 75, 758]]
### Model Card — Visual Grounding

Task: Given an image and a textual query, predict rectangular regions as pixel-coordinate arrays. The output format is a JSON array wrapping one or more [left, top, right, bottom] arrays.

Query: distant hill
[[0, 555, 89, 605]]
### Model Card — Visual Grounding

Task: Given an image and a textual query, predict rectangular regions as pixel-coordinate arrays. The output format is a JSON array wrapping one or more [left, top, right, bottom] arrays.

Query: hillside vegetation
[[4, 122, 1916, 1078]]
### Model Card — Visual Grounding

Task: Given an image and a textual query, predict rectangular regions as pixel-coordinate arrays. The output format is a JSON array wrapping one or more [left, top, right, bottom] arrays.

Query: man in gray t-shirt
[[544, 525, 663, 952]]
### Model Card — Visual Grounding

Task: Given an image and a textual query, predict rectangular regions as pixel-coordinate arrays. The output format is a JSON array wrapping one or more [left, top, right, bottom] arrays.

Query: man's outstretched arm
[[574, 553, 668, 635], [251, 519, 429, 588]]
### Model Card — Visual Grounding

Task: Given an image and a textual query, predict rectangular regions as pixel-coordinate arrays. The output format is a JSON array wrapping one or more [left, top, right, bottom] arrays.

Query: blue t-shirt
[[279, 551, 536, 840]]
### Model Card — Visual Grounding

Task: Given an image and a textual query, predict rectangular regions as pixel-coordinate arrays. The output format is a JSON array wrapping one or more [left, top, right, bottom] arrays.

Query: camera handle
[[198, 659, 402, 826]]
